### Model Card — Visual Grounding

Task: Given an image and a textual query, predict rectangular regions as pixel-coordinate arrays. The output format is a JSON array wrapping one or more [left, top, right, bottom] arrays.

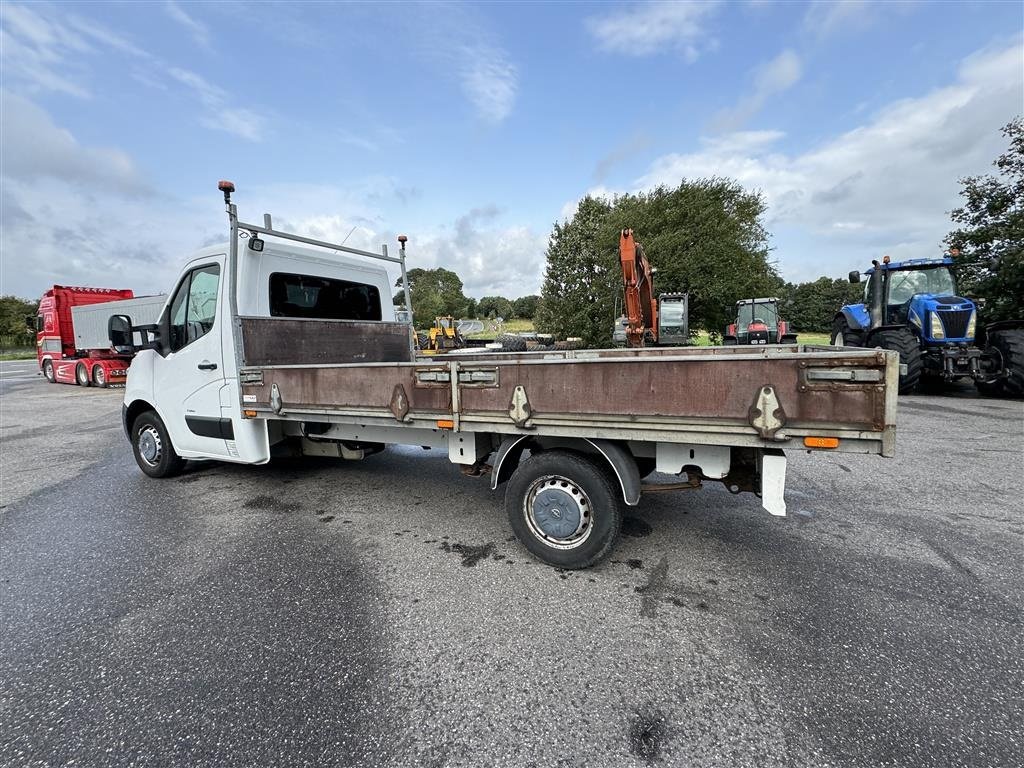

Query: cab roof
[[865, 257, 953, 275]]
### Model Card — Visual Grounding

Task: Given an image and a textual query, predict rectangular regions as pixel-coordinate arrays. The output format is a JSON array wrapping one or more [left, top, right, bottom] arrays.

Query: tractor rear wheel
[[977, 328, 1024, 397], [873, 328, 922, 394], [497, 334, 527, 352]]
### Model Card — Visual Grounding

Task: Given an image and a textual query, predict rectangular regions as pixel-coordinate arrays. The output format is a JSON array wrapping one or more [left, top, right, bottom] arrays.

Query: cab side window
[[168, 265, 221, 352]]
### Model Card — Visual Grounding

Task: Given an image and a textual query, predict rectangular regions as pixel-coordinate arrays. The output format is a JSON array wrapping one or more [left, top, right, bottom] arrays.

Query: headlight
[[966, 310, 976, 339], [929, 312, 945, 339]]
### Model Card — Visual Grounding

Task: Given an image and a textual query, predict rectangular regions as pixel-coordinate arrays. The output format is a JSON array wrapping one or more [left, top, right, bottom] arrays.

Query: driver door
[[154, 258, 234, 459]]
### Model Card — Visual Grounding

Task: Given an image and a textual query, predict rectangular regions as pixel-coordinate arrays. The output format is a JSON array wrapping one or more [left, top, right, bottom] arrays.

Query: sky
[[1, 0, 1022, 302]]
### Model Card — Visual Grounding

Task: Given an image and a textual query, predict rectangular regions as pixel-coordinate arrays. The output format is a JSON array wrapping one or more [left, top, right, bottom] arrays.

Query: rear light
[[436, 419, 455, 429], [243, 409, 258, 418], [804, 437, 840, 449]]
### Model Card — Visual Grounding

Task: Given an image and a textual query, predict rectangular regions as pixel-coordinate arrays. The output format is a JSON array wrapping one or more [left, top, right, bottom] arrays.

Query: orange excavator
[[615, 229, 689, 347]]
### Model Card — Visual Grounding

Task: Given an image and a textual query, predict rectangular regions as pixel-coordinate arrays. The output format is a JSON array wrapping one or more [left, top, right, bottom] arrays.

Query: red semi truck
[[35, 286, 164, 387]]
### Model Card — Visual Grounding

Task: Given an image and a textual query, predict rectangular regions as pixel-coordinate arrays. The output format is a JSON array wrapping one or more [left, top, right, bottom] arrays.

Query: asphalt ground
[[1, 362, 1022, 767]]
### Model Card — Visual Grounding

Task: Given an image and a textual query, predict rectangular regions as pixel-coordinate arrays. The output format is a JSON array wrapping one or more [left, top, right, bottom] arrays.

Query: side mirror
[[848, 271, 861, 284], [108, 314, 133, 349]]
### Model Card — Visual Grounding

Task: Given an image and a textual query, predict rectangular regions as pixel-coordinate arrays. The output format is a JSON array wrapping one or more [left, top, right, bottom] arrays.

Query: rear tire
[[979, 329, 1024, 397], [76, 363, 90, 387], [42, 359, 55, 383], [505, 450, 623, 569], [131, 410, 185, 478], [873, 328, 922, 394], [93, 366, 108, 388]]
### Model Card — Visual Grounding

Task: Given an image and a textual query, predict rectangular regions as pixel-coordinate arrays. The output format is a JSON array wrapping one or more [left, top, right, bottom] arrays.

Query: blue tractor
[[832, 256, 1024, 395]]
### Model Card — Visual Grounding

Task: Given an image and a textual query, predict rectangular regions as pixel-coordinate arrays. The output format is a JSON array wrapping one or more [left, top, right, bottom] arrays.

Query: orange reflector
[[243, 409, 258, 418], [804, 436, 840, 449], [436, 419, 455, 429]]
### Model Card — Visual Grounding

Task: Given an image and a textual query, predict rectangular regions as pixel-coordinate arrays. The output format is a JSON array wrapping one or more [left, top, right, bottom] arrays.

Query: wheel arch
[[490, 435, 641, 506]]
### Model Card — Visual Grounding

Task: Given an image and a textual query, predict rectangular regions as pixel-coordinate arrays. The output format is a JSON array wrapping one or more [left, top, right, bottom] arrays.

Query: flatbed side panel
[[455, 354, 889, 430], [240, 317, 412, 366], [242, 363, 450, 416]]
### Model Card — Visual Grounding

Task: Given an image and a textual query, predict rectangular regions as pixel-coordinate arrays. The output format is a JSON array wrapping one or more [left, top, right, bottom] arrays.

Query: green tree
[[945, 117, 1024, 323], [780, 277, 863, 332], [465, 298, 478, 319], [0, 295, 38, 348], [535, 196, 614, 346], [395, 267, 469, 327], [477, 296, 514, 320], [511, 295, 540, 319], [537, 180, 779, 345]]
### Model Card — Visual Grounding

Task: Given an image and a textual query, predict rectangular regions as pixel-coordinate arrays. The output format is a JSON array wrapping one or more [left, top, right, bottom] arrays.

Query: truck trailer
[[111, 182, 900, 569], [36, 286, 165, 387]]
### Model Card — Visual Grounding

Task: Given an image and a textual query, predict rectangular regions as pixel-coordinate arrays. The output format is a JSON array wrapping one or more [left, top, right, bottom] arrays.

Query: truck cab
[[117, 241, 396, 469]]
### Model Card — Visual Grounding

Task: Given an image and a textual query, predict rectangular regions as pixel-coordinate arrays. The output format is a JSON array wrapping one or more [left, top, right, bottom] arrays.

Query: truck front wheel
[[131, 410, 185, 478], [42, 359, 55, 383], [505, 450, 623, 569]]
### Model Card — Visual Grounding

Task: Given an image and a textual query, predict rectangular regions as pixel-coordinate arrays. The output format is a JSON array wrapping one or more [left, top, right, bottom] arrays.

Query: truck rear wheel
[[131, 410, 185, 478], [92, 366, 108, 388], [874, 328, 922, 394], [76, 363, 90, 387], [505, 450, 623, 569], [42, 359, 55, 383], [978, 329, 1024, 397]]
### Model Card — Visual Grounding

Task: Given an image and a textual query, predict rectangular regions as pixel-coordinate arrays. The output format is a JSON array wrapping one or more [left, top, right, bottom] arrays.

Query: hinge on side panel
[[805, 368, 882, 382], [415, 368, 450, 385], [748, 385, 786, 440], [509, 385, 533, 428], [457, 368, 498, 386]]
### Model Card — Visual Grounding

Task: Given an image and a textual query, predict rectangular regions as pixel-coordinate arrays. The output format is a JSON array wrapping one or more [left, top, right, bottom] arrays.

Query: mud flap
[[761, 450, 787, 517]]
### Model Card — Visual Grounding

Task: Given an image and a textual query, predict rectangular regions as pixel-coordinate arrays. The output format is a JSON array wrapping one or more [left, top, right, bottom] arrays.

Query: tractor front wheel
[[830, 318, 863, 347], [874, 328, 922, 394]]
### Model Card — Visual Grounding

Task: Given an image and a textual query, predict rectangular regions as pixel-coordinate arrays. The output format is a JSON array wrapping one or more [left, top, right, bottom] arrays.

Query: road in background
[[1, 376, 1021, 767]]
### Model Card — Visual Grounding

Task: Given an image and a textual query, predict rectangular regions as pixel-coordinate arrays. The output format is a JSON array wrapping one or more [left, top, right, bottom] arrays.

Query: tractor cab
[[848, 258, 976, 345], [723, 298, 797, 345]]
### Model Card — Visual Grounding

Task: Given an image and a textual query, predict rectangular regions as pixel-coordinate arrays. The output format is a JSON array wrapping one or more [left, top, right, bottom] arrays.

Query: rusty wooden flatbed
[[237, 319, 897, 459]]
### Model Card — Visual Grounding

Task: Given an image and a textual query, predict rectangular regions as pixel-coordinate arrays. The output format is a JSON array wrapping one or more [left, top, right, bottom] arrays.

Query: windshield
[[660, 302, 686, 324], [886, 267, 956, 304], [737, 301, 779, 329]]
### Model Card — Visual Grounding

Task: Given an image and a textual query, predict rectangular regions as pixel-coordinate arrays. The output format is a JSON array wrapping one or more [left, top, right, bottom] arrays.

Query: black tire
[[415, 331, 429, 350], [76, 363, 90, 387], [92, 366, 108, 388], [981, 329, 1024, 397], [873, 328, 922, 394], [131, 410, 185, 478], [830, 317, 863, 347], [505, 450, 623, 569], [723, 337, 737, 346], [42, 359, 55, 383], [497, 333, 527, 352]]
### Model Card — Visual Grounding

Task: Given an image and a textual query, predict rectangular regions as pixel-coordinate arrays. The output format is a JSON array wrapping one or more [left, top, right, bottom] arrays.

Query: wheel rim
[[832, 333, 845, 347], [523, 475, 593, 550], [137, 425, 163, 467], [94, 368, 105, 385], [77, 366, 88, 384], [43, 361, 53, 379]]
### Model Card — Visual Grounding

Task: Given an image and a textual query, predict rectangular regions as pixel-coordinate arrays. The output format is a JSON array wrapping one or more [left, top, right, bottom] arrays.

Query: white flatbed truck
[[112, 182, 899, 568]]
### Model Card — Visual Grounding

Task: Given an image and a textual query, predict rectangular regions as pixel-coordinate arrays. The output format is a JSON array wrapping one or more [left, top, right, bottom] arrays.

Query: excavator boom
[[619, 229, 658, 347]]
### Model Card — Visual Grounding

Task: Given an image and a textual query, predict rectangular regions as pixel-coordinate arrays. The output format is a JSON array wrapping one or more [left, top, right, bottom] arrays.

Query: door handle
[[197, 361, 218, 371]]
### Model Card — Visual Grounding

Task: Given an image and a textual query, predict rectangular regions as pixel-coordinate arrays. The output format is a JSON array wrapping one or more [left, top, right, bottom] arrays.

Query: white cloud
[[634, 40, 1023, 280], [164, 1, 210, 47], [587, 1, 720, 60], [713, 49, 802, 131], [803, 0, 873, 40], [460, 47, 518, 124], [0, 90, 147, 192], [168, 67, 267, 141]]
